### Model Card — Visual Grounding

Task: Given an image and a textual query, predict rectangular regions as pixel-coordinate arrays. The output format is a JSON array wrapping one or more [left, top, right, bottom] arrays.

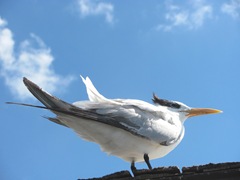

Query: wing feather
[[19, 77, 179, 145], [21, 78, 149, 139]]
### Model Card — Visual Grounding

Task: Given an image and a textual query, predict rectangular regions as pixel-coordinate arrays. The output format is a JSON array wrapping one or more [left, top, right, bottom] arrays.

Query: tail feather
[[6, 102, 69, 128], [43, 116, 69, 127], [80, 75, 108, 102]]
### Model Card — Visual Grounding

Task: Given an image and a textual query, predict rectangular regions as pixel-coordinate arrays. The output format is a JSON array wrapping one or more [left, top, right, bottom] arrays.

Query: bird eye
[[152, 93, 181, 109]]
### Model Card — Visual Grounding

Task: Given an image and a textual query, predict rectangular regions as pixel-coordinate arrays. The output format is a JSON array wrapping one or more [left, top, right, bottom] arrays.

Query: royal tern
[[8, 76, 222, 174]]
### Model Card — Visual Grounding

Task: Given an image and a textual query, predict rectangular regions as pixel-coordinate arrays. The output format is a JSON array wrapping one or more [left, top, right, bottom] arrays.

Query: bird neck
[[178, 113, 188, 124]]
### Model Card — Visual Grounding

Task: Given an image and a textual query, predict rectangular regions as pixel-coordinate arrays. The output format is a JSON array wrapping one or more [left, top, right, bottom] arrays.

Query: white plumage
[[64, 76, 185, 162], [9, 76, 221, 172]]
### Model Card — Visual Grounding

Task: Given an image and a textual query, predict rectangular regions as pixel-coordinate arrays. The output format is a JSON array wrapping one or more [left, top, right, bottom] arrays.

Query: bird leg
[[130, 155, 152, 176], [144, 153, 152, 170], [130, 160, 138, 177], [131, 161, 137, 173]]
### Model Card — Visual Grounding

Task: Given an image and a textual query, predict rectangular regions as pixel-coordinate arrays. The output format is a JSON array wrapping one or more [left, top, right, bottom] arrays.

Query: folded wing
[[23, 77, 179, 145], [23, 78, 148, 138]]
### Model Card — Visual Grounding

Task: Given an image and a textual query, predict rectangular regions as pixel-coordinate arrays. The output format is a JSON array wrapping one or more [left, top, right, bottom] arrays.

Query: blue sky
[[1, 0, 240, 179]]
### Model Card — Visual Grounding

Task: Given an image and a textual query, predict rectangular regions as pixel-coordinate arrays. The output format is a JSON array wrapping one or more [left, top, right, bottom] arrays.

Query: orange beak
[[185, 108, 222, 117]]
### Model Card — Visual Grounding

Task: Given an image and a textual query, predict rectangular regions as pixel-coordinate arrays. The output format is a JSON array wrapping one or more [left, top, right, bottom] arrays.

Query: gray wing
[[22, 77, 151, 139], [22, 77, 179, 144]]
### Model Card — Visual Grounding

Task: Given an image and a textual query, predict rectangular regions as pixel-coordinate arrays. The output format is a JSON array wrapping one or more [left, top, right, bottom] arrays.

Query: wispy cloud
[[76, 0, 114, 24], [156, 0, 212, 31], [221, 0, 240, 19], [0, 17, 74, 100]]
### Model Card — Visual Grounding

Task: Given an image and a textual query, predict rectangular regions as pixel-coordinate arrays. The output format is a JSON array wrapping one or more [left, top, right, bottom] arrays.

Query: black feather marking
[[152, 93, 181, 109]]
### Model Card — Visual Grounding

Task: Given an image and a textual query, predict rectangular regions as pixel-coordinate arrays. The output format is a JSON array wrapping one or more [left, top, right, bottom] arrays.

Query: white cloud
[[76, 0, 114, 24], [191, 3, 212, 27], [156, 0, 212, 31], [221, 0, 240, 19], [0, 17, 74, 100]]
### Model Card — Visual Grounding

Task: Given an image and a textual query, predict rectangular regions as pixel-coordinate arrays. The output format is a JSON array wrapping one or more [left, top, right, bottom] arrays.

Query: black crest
[[152, 93, 181, 109]]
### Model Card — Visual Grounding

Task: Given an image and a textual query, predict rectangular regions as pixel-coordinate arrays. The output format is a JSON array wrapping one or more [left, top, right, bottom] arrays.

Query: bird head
[[152, 93, 222, 122]]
